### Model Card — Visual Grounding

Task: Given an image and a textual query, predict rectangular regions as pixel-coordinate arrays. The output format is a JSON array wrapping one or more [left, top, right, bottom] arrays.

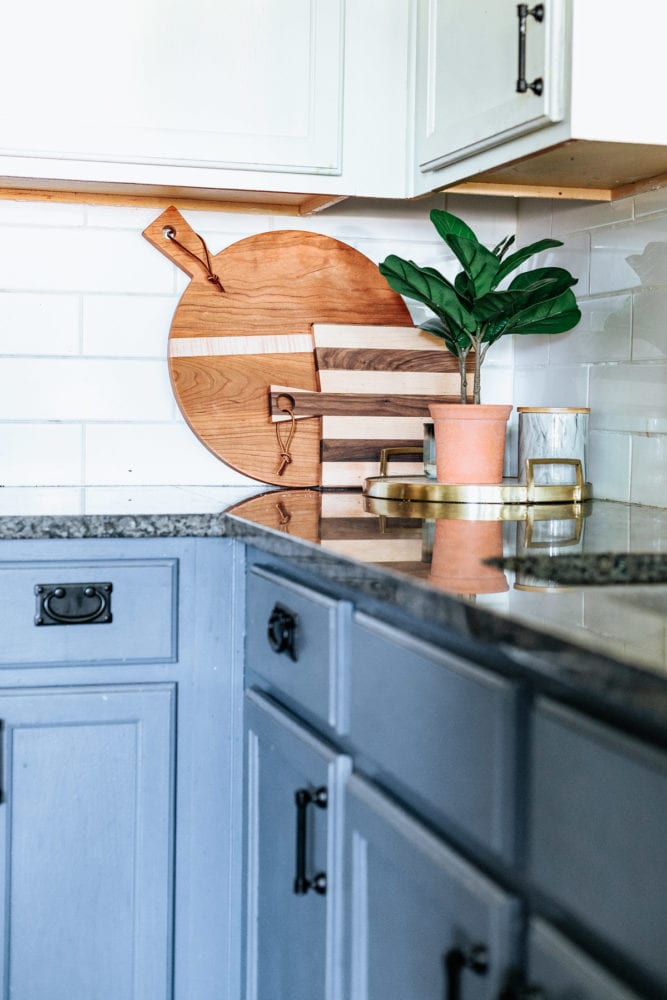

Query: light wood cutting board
[[142, 207, 413, 487]]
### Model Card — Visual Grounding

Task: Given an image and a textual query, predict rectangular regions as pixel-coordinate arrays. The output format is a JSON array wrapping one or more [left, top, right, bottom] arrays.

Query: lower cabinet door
[[0, 684, 175, 1000], [243, 690, 351, 1000], [525, 919, 644, 1000], [346, 773, 520, 1000]]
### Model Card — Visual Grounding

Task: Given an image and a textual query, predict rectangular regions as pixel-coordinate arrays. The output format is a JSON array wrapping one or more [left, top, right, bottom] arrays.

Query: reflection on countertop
[[228, 489, 667, 678]]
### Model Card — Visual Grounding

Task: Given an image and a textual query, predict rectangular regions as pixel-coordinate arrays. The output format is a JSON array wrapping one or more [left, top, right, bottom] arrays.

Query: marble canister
[[517, 407, 589, 485]]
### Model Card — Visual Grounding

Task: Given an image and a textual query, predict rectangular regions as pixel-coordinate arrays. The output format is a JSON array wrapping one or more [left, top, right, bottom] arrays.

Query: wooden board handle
[[270, 386, 460, 420], [142, 206, 223, 286]]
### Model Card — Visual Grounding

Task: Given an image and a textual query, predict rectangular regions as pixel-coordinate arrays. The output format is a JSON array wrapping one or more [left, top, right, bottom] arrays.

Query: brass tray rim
[[363, 475, 593, 505]]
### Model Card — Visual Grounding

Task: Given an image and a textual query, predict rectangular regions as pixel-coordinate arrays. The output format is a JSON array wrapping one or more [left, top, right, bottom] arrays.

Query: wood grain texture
[[315, 347, 462, 372], [321, 439, 422, 462], [143, 207, 412, 486], [270, 389, 459, 419]]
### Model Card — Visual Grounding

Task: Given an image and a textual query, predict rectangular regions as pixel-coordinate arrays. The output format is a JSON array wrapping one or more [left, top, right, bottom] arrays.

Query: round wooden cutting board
[[143, 207, 412, 487]]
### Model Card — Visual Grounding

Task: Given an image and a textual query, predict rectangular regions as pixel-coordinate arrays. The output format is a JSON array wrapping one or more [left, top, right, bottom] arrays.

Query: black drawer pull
[[516, 3, 544, 95], [267, 603, 298, 661], [293, 786, 327, 896], [34, 583, 113, 626], [446, 944, 489, 1000]]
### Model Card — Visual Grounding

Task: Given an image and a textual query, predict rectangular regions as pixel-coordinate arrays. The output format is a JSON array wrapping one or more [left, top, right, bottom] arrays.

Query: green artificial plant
[[379, 209, 581, 404]]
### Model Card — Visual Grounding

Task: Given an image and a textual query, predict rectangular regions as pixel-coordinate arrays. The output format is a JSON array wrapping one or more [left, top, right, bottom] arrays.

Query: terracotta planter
[[428, 403, 512, 484], [429, 519, 508, 595]]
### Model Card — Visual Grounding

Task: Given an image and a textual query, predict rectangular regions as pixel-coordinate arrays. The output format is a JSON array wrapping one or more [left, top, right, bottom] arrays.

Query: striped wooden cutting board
[[271, 323, 472, 486]]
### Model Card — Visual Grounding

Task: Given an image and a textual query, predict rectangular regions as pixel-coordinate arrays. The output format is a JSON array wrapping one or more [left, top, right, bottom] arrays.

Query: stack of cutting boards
[[271, 323, 468, 486], [143, 207, 470, 487]]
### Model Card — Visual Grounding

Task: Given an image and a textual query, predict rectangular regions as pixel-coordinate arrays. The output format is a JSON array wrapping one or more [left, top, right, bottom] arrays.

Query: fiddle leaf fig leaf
[[493, 238, 564, 286], [502, 288, 581, 335], [377, 208, 581, 404], [429, 208, 477, 246], [379, 255, 477, 332], [446, 234, 500, 299]]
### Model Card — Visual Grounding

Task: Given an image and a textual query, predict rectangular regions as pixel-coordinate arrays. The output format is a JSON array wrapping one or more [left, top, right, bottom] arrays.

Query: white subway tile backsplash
[[589, 363, 667, 433], [590, 213, 667, 295], [0, 199, 85, 227], [549, 294, 631, 364], [513, 364, 588, 408], [1, 186, 667, 506], [0, 292, 81, 356], [0, 487, 84, 515], [632, 287, 667, 360], [84, 423, 256, 486], [0, 227, 174, 293], [551, 196, 634, 236], [0, 423, 82, 486], [0, 358, 174, 421], [587, 430, 631, 502], [630, 433, 667, 507], [82, 295, 178, 357]]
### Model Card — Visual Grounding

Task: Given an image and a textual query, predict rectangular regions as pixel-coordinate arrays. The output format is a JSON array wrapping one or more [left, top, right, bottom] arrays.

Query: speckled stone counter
[[1, 485, 667, 743]]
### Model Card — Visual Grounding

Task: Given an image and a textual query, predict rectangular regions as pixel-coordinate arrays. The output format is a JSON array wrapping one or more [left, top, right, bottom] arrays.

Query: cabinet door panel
[[526, 919, 643, 1000], [350, 613, 518, 860], [346, 774, 519, 1000], [529, 699, 667, 990], [416, 0, 567, 172], [0, 0, 342, 174], [0, 685, 175, 1000], [244, 690, 351, 1000]]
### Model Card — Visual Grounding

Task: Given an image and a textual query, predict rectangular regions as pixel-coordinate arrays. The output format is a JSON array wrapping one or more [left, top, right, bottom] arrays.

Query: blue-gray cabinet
[[242, 549, 662, 1000], [345, 773, 519, 1000], [0, 536, 244, 1000], [0, 684, 174, 1000], [243, 690, 351, 1000]]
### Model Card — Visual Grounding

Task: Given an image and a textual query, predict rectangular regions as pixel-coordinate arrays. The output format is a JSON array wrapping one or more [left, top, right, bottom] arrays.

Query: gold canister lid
[[517, 406, 590, 413]]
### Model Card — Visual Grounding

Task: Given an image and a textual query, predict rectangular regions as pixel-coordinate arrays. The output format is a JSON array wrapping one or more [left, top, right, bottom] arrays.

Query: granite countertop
[[1, 485, 667, 742]]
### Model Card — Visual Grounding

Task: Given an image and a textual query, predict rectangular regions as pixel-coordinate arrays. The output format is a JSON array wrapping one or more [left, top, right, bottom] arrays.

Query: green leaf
[[446, 234, 500, 298], [494, 238, 564, 286], [492, 234, 515, 260], [508, 267, 578, 303], [470, 288, 535, 323], [418, 317, 468, 357], [502, 288, 582, 336], [429, 209, 478, 246], [379, 255, 477, 332]]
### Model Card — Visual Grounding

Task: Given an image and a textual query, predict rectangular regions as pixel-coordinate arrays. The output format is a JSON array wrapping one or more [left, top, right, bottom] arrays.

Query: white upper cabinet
[[415, 0, 567, 175], [0, 0, 411, 206], [413, 0, 667, 201]]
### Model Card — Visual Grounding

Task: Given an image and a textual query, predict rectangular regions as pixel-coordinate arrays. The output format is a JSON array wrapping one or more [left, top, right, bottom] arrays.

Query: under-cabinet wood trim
[[0, 183, 347, 216]]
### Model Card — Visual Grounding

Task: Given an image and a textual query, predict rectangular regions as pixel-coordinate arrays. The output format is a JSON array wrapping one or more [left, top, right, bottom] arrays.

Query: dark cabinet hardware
[[34, 583, 113, 626], [446, 944, 489, 1000], [267, 603, 298, 661], [516, 3, 544, 95], [293, 786, 328, 895]]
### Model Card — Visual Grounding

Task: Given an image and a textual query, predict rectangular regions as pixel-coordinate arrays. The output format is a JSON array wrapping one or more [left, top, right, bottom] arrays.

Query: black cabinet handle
[[34, 582, 113, 626], [267, 603, 298, 661], [294, 786, 327, 896], [446, 944, 489, 1000], [516, 3, 544, 95]]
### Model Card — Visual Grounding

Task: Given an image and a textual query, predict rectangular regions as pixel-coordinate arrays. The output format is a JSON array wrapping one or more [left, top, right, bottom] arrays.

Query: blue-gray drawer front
[[529, 699, 667, 990], [0, 559, 177, 666], [246, 567, 350, 731], [350, 613, 518, 861]]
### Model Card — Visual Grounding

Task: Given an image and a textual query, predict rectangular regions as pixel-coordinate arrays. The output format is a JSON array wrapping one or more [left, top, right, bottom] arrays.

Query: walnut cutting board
[[142, 207, 413, 487]]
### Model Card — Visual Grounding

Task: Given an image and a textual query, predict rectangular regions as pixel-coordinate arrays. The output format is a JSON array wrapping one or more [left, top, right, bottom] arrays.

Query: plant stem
[[458, 350, 469, 403]]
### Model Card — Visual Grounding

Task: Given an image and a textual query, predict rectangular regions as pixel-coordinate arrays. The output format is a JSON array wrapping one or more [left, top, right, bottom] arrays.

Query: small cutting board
[[142, 207, 413, 487]]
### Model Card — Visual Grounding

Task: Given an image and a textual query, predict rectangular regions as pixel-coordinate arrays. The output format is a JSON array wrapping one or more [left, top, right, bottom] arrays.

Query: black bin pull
[[34, 582, 113, 626], [267, 603, 298, 661], [293, 785, 327, 896]]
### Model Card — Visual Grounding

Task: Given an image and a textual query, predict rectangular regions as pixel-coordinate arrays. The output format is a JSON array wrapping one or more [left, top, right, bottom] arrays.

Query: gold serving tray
[[363, 476, 592, 506]]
